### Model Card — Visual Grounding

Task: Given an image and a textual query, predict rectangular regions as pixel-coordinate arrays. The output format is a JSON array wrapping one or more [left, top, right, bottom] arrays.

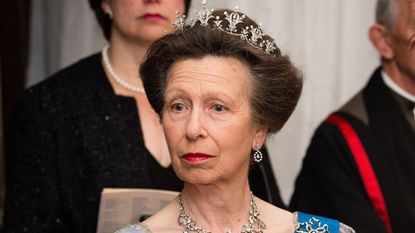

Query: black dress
[[3, 53, 284, 233]]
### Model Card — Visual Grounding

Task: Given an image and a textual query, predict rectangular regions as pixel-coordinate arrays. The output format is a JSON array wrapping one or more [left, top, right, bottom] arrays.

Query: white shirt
[[381, 70, 415, 119]]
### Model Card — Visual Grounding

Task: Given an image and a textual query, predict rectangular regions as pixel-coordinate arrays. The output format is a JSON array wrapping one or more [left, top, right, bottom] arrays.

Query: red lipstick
[[141, 13, 163, 21], [182, 153, 213, 162]]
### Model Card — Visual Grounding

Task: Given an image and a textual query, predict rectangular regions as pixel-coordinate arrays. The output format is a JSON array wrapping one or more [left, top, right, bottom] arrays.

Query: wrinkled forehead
[[398, 0, 415, 14], [390, 0, 415, 28], [165, 56, 253, 98], [166, 56, 252, 83]]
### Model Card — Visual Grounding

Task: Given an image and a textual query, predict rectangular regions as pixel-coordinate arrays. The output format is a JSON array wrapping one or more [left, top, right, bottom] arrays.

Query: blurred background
[[0, 0, 379, 223]]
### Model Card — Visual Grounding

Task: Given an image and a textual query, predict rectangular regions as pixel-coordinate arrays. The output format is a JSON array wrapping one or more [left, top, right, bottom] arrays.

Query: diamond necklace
[[177, 191, 267, 233], [101, 46, 146, 94]]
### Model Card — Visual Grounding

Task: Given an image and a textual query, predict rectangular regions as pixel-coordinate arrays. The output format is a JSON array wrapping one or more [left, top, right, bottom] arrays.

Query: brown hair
[[140, 9, 303, 134], [88, 0, 193, 40]]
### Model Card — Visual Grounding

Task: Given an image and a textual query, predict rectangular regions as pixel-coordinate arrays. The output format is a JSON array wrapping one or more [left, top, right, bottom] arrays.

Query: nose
[[185, 109, 208, 140]]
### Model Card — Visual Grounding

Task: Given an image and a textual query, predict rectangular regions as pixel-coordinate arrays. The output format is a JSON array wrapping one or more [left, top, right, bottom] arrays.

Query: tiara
[[173, 0, 277, 55]]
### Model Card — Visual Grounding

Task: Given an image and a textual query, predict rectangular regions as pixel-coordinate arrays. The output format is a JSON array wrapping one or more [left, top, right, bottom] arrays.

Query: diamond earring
[[106, 11, 113, 19], [253, 144, 263, 163]]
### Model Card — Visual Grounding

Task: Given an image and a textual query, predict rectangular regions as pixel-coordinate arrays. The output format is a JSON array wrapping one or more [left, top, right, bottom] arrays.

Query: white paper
[[96, 188, 179, 233]]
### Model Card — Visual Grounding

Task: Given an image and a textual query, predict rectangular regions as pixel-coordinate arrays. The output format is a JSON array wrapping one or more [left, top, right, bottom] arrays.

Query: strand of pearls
[[102, 46, 145, 94]]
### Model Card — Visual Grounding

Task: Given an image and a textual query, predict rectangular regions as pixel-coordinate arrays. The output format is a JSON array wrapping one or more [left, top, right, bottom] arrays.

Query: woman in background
[[3, 1, 282, 233]]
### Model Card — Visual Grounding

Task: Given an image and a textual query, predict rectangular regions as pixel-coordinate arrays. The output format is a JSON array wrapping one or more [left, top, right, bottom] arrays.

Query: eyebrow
[[164, 87, 239, 105]]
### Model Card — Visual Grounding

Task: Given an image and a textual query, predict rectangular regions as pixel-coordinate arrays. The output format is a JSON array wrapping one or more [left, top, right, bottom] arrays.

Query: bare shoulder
[[141, 197, 182, 233], [256, 198, 295, 233]]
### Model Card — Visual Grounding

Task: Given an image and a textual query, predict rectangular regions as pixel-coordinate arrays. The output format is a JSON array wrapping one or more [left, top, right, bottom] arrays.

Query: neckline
[[381, 70, 415, 103], [94, 52, 173, 168], [95, 51, 138, 100], [101, 45, 146, 94]]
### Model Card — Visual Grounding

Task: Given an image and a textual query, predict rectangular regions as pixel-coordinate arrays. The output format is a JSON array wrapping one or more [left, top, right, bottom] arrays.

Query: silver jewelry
[[177, 191, 267, 233], [106, 11, 113, 19], [253, 145, 263, 163], [173, 0, 277, 55], [101, 46, 146, 94]]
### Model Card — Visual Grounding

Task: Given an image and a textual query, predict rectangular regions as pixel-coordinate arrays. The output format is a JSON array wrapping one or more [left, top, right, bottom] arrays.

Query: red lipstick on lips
[[141, 13, 163, 21], [182, 153, 213, 162]]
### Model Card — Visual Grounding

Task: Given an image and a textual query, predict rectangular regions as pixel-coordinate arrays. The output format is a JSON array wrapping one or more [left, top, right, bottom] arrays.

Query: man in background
[[290, 0, 415, 232]]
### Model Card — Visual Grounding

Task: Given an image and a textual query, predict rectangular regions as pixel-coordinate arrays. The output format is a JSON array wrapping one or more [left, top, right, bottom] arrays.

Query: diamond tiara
[[173, 0, 278, 55]]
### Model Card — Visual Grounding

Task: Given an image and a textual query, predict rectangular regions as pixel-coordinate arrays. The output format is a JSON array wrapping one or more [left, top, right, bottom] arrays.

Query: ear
[[251, 127, 268, 150], [101, 0, 112, 15], [368, 24, 394, 60]]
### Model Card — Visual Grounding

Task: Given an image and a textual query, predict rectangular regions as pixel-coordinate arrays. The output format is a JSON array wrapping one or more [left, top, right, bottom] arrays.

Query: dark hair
[[140, 9, 303, 134], [88, 0, 192, 40]]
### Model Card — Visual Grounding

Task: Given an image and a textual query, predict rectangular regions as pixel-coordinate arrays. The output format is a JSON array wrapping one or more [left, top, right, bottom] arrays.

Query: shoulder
[[338, 67, 382, 124], [141, 198, 182, 232], [307, 109, 369, 156], [339, 90, 368, 125], [13, 53, 103, 114], [49, 52, 102, 81], [255, 197, 295, 232], [26, 53, 102, 94], [294, 212, 355, 233], [25, 53, 101, 94], [311, 68, 382, 143], [116, 201, 179, 233], [115, 223, 151, 233]]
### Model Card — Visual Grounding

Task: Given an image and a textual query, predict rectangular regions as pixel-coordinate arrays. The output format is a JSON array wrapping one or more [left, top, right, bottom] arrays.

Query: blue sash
[[295, 212, 340, 233]]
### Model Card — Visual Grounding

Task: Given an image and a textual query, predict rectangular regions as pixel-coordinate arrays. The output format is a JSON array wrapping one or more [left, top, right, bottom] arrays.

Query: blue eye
[[213, 104, 226, 112], [171, 103, 185, 112]]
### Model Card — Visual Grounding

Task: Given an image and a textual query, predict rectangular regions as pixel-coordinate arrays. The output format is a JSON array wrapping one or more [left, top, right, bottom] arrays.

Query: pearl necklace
[[101, 46, 146, 94], [177, 191, 267, 233]]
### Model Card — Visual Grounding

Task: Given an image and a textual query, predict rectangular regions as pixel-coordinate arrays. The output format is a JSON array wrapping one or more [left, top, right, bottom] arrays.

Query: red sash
[[327, 114, 393, 233]]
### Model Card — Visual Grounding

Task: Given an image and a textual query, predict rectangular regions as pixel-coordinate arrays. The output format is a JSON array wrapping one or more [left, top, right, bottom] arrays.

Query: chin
[[137, 28, 168, 41], [176, 170, 218, 185]]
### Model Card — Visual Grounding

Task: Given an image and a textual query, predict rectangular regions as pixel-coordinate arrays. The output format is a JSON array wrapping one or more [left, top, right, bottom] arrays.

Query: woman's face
[[162, 56, 267, 185], [102, 0, 185, 43]]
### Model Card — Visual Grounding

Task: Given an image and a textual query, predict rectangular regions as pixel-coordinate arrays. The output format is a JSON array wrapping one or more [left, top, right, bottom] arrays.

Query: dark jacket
[[290, 68, 415, 233]]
